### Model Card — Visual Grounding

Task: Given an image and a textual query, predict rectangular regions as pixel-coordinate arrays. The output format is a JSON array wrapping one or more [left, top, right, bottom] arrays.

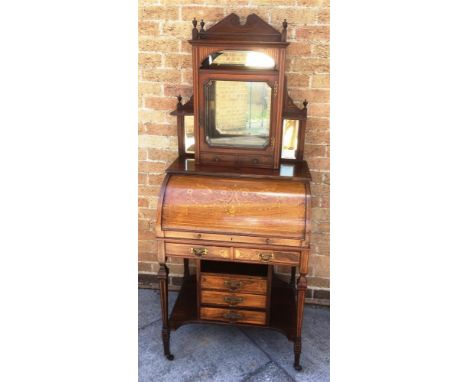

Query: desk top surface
[[165, 157, 312, 182]]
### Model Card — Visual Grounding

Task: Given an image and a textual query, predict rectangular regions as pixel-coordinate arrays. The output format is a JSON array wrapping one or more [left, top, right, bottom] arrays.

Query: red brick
[[139, 185, 162, 197], [141, 68, 181, 82], [310, 255, 329, 278], [317, 7, 330, 24], [139, 252, 157, 262], [296, 0, 325, 5], [270, 8, 319, 25], [138, 219, 150, 231], [291, 58, 329, 73], [139, 37, 179, 53], [291, 89, 329, 103], [164, 84, 193, 97], [181, 7, 225, 22], [308, 276, 330, 289], [203, 0, 249, 4], [181, 70, 193, 85], [311, 43, 329, 59], [307, 103, 329, 118], [142, 123, 177, 136], [311, 73, 329, 88], [139, 21, 160, 37], [138, 161, 166, 173], [296, 26, 329, 41], [139, 228, 154, 240], [139, 53, 162, 68], [138, 198, 149, 208], [288, 42, 312, 56], [138, 262, 153, 273], [286, 73, 309, 88], [305, 126, 329, 145], [138, 173, 147, 185], [148, 174, 165, 186], [138, 148, 147, 160], [139, 6, 178, 21], [162, 22, 191, 40], [164, 53, 192, 70], [147, 148, 178, 161], [312, 207, 329, 222], [138, 208, 157, 220], [144, 97, 177, 110], [304, 144, 327, 157]]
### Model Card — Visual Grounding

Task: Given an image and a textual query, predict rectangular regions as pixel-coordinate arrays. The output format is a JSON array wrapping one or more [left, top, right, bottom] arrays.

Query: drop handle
[[224, 296, 243, 305], [224, 280, 242, 291], [223, 311, 242, 321], [258, 252, 274, 262], [190, 247, 208, 256]]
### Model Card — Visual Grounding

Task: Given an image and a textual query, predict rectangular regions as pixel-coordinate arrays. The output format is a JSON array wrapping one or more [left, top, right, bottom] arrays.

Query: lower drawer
[[201, 290, 267, 309], [200, 274, 267, 295], [200, 307, 266, 325]]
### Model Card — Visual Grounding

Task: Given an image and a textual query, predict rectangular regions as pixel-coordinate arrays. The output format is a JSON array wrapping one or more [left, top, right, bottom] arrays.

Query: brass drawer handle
[[223, 311, 242, 321], [190, 247, 208, 257], [224, 296, 243, 305], [258, 252, 274, 262], [224, 280, 242, 291]]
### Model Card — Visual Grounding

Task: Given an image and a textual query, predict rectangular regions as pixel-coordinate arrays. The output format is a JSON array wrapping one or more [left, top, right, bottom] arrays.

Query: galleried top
[[190, 13, 289, 43]]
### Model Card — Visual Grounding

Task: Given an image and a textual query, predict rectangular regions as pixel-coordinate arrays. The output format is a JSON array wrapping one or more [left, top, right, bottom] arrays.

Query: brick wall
[[138, 0, 330, 305]]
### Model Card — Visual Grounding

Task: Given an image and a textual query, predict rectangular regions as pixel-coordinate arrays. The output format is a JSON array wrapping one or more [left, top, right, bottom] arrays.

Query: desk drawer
[[200, 307, 266, 325], [201, 290, 267, 309], [165, 243, 231, 260], [200, 274, 267, 295], [234, 248, 300, 265]]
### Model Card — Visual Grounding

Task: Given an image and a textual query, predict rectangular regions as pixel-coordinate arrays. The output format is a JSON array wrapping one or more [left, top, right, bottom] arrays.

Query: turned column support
[[294, 273, 307, 371], [157, 263, 174, 360]]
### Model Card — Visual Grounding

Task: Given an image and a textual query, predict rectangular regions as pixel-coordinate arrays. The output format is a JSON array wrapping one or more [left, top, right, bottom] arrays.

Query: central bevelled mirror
[[204, 80, 272, 149]]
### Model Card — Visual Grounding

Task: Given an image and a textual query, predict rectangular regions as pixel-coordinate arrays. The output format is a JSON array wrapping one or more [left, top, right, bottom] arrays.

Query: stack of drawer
[[199, 270, 269, 326]]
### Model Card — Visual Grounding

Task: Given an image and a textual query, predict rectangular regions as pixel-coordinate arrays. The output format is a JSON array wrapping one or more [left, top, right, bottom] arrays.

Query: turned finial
[[303, 99, 308, 109], [177, 95, 182, 110], [200, 19, 205, 32], [282, 19, 288, 42], [192, 18, 199, 40]]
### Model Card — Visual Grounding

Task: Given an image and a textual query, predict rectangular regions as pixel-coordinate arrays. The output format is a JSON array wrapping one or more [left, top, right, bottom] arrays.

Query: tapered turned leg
[[294, 274, 307, 371], [183, 258, 190, 281], [290, 266, 296, 287], [157, 263, 174, 360]]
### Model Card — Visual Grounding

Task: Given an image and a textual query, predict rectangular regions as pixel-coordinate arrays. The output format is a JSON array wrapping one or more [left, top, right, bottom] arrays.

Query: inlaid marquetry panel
[[161, 175, 307, 238]]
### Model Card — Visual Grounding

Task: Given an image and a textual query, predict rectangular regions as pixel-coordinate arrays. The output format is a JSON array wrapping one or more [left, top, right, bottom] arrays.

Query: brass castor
[[294, 364, 303, 371], [166, 354, 174, 361]]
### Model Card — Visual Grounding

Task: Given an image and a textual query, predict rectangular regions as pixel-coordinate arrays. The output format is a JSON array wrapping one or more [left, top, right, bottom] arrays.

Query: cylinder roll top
[[160, 174, 307, 239]]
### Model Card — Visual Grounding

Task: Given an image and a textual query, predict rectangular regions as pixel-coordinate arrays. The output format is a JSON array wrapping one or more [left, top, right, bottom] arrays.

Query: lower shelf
[[169, 274, 297, 341]]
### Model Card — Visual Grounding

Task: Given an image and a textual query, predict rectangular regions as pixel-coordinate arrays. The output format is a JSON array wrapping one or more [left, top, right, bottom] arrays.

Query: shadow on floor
[[139, 289, 329, 382]]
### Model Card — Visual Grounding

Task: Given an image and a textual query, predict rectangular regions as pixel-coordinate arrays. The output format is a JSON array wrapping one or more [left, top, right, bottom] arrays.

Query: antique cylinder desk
[[155, 13, 312, 371]]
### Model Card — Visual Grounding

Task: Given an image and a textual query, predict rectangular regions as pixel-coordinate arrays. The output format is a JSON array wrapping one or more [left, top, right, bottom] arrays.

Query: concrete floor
[[139, 289, 330, 382]]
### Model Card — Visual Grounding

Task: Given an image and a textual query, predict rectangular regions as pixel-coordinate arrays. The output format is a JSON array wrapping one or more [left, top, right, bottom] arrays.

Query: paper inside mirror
[[184, 116, 195, 154], [281, 119, 299, 159], [201, 50, 275, 69]]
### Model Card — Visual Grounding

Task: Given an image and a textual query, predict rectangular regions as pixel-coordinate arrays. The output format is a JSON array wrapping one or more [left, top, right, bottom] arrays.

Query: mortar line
[[138, 317, 161, 331], [239, 361, 274, 382], [238, 327, 297, 382]]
